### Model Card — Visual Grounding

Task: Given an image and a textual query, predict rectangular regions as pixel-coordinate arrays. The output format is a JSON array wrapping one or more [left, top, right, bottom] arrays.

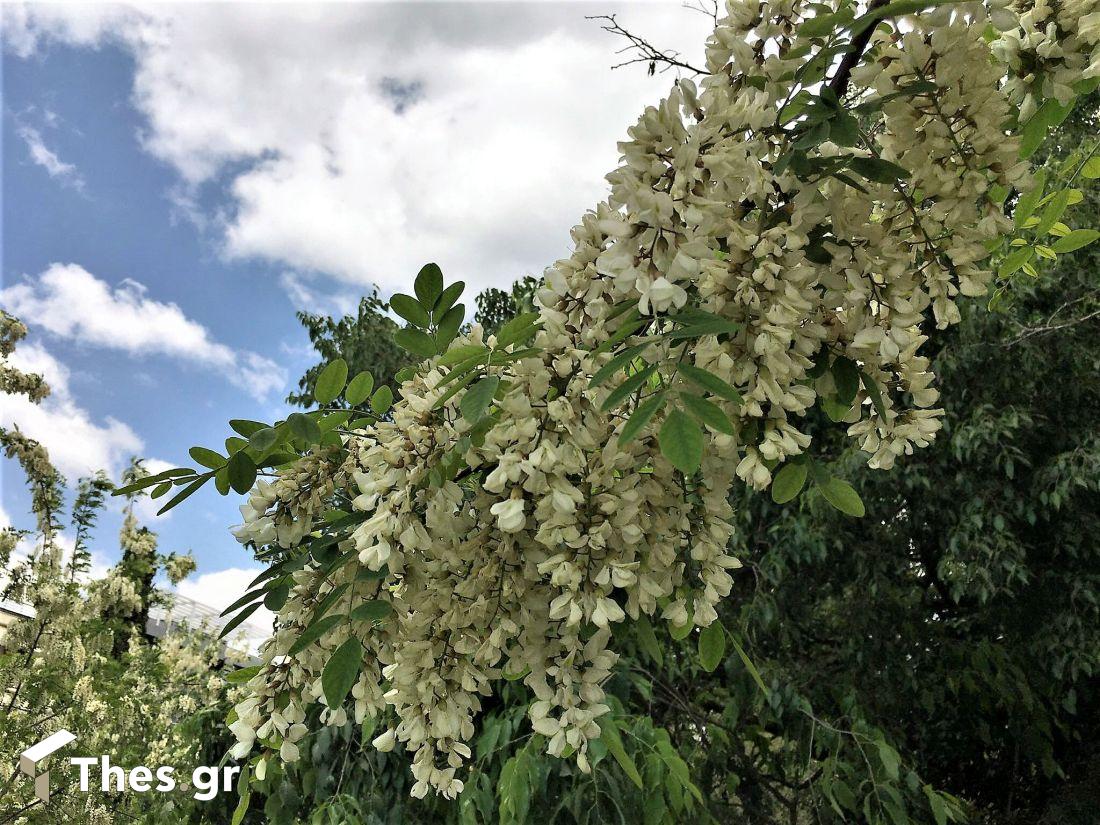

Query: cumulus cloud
[[173, 566, 274, 641], [279, 271, 359, 317], [0, 263, 285, 398], [16, 124, 86, 190], [0, 340, 143, 479], [0, 3, 134, 58], [2, 3, 710, 297]]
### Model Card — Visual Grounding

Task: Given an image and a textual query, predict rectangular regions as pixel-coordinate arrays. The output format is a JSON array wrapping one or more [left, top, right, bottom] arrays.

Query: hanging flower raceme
[[128, 0, 1100, 799]]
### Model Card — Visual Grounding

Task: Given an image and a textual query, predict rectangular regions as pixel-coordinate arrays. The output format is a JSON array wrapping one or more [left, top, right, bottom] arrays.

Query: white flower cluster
[[164, 552, 197, 585], [993, 0, 1100, 121], [227, 0, 1087, 797], [231, 451, 345, 547]]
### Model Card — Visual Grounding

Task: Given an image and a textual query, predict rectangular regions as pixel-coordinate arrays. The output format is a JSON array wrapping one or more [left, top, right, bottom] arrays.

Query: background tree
[[0, 313, 241, 824], [92, 459, 198, 657], [288, 292, 412, 407], [474, 277, 540, 337], [289, 280, 543, 414]]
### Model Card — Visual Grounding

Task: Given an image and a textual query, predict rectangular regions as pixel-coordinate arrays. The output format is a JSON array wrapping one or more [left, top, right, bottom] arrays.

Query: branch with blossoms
[[126, 0, 1100, 809]]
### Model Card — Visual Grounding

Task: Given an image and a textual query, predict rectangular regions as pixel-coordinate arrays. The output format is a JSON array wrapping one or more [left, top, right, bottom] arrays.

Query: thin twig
[[588, 14, 708, 77], [682, 0, 720, 26]]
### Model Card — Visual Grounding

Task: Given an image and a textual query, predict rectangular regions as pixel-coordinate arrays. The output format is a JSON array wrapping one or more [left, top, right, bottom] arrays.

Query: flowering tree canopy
[[0, 312, 237, 824], [123, 0, 1100, 805]]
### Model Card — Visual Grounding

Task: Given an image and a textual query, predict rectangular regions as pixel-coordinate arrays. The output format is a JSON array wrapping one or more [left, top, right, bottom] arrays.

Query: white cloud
[[0, 3, 134, 58], [1, 263, 285, 398], [279, 271, 359, 317], [0, 340, 143, 480], [174, 566, 274, 640], [2, 3, 711, 297], [16, 124, 86, 190]]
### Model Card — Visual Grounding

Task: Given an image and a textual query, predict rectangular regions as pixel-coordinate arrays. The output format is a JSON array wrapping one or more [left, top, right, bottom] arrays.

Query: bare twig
[[588, 14, 707, 77], [682, 0, 720, 26], [1004, 291, 1100, 347]]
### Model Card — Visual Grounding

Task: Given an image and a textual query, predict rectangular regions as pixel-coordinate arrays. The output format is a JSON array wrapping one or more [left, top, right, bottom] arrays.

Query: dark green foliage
[[68, 472, 112, 581], [288, 292, 413, 408], [474, 276, 539, 336]]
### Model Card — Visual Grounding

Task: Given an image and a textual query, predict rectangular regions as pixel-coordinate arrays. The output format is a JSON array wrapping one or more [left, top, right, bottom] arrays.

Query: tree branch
[[588, 14, 708, 77], [828, 0, 891, 99]]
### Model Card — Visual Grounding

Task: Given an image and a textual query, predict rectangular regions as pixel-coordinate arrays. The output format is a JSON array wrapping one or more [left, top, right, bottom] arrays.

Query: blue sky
[[0, 2, 707, 618]]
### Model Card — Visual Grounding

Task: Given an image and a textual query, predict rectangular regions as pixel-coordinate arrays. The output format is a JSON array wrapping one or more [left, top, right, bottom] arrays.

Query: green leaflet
[[680, 392, 735, 435], [634, 615, 664, 667], [371, 385, 394, 415], [287, 412, 322, 444], [389, 293, 430, 328], [189, 446, 225, 470], [831, 356, 860, 405], [617, 393, 667, 447], [659, 408, 704, 474], [698, 621, 726, 672], [590, 343, 650, 388], [599, 720, 644, 790], [414, 262, 444, 308], [771, 462, 808, 504], [322, 637, 364, 709], [350, 600, 392, 624], [314, 358, 348, 405], [676, 363, 743, 404], [287, 613, 347, 656], [818, 476, 866, 517], [1052, 229, 1100, 253], [218, 602, 262, 640], [227, 450, 256, 495], [601, 364, 658, 412], [461, 376, 500, 423], [394, 328, 439, 359]]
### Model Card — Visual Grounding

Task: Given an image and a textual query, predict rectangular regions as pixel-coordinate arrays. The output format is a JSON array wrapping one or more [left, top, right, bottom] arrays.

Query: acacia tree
[[131, 1, 1100, 822], [225, 94, 1100, 825]]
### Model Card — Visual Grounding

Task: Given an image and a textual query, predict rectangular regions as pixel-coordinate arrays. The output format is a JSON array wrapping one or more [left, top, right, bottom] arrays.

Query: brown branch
[[828, 0, 891, 99], [1007, 308, 1100, 346]]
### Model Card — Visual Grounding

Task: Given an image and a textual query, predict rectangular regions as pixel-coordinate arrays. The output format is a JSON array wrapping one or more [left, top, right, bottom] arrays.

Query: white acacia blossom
[[227, 0, 1096, 797]]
